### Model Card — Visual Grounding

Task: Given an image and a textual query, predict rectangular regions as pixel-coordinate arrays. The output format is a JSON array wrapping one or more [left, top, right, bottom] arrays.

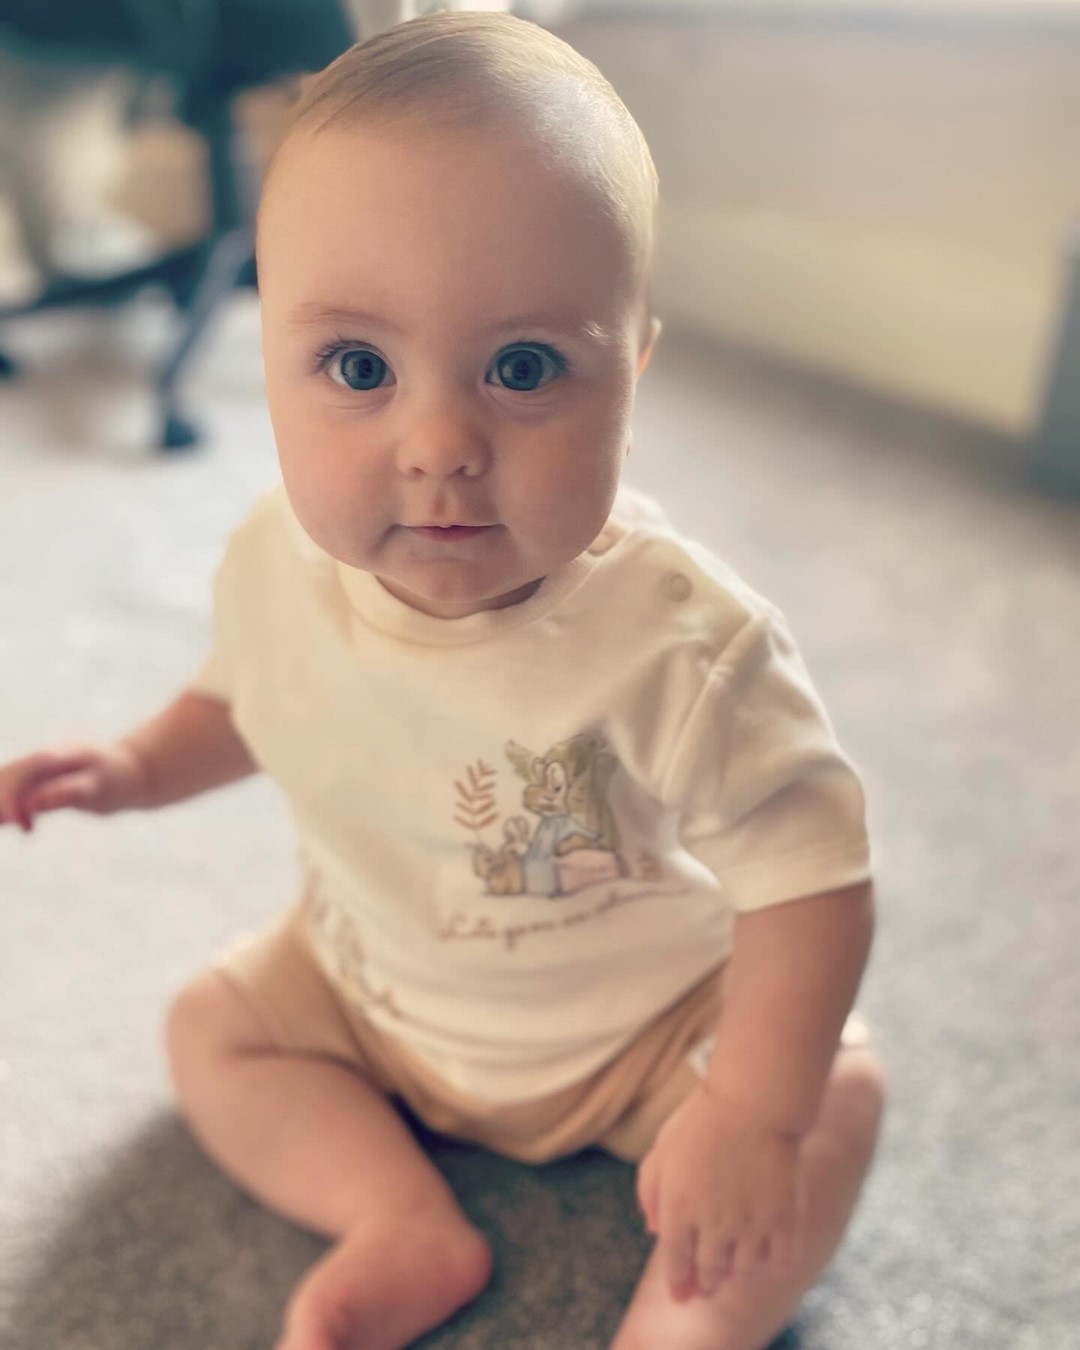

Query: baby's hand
[[0, 742, 148, 832], [636, 1084, 800, 1301]]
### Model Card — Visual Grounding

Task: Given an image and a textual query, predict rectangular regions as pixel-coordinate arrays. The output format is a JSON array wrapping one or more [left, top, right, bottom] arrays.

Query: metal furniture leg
[[1032, 228, 1080, 493]]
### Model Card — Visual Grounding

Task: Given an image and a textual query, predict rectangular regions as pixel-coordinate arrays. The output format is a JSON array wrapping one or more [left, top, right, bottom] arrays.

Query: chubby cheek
[[270, 396, 373, 562], [512, 423, 626, 552], [558, 386, 634, 518], [281, 458, 344, 556]]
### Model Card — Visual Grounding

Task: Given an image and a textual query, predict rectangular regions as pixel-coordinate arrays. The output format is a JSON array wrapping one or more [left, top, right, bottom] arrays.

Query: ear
[[636, 315, 662, 378]]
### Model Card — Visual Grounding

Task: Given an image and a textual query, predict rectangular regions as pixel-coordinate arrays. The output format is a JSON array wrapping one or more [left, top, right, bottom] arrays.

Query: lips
[[412, 524, 493, 540]]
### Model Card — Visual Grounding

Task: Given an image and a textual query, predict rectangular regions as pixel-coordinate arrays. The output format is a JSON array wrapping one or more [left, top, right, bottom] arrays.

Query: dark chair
[[0, 0, 355, 451], [1033, 226, 1080, 493]]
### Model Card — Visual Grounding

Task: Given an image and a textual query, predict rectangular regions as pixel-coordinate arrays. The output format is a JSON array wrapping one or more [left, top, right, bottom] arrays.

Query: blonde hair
[[268, 11, 658, 285]]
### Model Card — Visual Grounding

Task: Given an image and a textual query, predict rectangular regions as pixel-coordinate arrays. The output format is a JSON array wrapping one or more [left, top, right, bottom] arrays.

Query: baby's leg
[[611, 1044, 885, 1350], [165, 971, 493, 1350]]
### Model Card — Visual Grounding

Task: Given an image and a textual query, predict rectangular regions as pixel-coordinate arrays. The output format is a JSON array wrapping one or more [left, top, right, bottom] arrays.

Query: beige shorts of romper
[[214, 904, 869, 1166]]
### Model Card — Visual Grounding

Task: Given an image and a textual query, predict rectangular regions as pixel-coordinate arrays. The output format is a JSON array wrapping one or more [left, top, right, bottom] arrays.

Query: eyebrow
[[287, 302, 618, 345]]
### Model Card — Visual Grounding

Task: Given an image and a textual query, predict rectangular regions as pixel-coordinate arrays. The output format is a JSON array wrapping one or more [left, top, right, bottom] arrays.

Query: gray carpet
[[1, 296, 1076, 1349]]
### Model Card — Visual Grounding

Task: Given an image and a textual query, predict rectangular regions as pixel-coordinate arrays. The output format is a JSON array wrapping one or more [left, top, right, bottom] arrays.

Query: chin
[[401, 568, 540, 617], [382, 570, 480, 609]]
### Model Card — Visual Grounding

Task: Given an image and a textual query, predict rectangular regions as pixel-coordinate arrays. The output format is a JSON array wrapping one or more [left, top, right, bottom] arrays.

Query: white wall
[[558, 6, 1080, 434]]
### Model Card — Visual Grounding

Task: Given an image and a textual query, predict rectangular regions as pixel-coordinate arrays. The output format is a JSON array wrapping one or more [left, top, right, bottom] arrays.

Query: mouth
[[410, 524, 494, 541]]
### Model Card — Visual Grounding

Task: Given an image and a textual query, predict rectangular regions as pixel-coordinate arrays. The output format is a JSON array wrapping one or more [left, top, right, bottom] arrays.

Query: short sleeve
[[181, 484, 294, 707], [663, 611, 871, 912]]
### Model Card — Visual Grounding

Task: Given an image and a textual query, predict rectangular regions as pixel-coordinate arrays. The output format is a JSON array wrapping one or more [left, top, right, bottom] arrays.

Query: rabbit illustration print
[[460, 731, 628, 899]]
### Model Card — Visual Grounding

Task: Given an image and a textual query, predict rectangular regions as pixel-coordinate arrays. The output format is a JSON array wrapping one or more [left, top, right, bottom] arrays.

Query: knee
[[406, 1196, 495, 1304], [402, 1195, 495, 1309], [446, 1221, 496, 1307], [827, 1045, 887, 1156], [381, 1206, 494, 1318]]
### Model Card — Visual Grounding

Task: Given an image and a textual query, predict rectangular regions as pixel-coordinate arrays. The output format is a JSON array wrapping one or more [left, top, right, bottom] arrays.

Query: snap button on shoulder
[[663, 572, 692, 602]]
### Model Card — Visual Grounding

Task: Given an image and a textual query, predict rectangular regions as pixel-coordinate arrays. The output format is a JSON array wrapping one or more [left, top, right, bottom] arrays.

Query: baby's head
[[257, 12, 660, 619]]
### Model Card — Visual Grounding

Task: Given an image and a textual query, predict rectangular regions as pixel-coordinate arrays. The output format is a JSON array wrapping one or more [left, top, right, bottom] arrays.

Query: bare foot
[[276, 1215, 493, 1350]]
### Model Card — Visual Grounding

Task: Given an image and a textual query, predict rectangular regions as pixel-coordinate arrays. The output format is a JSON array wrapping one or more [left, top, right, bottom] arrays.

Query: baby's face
[[258, 120, 652, 618]]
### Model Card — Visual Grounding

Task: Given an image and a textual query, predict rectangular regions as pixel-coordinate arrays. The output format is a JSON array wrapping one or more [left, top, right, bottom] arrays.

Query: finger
[[0, 790, 34, 832], [0, 781, 22, 827], [731, 1231, 770, 1278], [17, 748, 99, 787], [695, 1237, 736, 1297], [768, 1216, 798, 1272], [2, 749, 98, 821], [663, 1223, 698, 1302], [25, 773, 99, 816], [0, 800, 33, 832]]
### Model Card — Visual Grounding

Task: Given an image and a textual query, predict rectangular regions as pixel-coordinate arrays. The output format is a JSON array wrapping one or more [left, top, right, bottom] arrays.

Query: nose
[[395, 394, 491, 480]]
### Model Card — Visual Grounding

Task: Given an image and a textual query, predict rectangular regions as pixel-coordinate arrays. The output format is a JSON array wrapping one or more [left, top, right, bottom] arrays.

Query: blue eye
[[489, 345, 563, 392], [331, 348, 391, 391]]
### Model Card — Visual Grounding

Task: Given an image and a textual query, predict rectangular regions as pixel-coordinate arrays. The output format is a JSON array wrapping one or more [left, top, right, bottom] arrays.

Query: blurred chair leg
[[156, 83, 258, 453], [155, 224, 253, 452], [1032, 228, 1080, 494]]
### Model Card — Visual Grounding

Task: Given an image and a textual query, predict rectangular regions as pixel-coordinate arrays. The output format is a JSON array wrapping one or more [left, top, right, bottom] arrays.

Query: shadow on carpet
[[7, 1111, 802, 1349]]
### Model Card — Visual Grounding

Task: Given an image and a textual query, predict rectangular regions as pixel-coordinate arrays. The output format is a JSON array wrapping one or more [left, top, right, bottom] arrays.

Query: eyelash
[[311, 339, 570, 386]]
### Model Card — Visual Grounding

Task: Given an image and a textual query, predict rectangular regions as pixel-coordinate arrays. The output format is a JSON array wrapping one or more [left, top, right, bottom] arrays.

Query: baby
[[0, 13, 885, 1350]]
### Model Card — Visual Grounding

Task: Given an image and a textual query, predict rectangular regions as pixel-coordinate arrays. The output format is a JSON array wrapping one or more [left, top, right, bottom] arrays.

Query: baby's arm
[[704, 881, 874, 1133], [637, 882, 874, 1298], [120, 689, 258, 809], [0, 690, 258, 832]]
